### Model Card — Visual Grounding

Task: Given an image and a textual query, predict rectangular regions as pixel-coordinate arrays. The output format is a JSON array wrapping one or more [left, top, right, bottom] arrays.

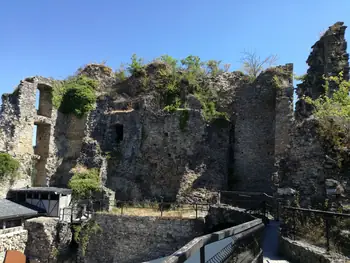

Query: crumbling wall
[[0, 79, 38, 197], [296, 22, 349, 119], [68, 67, 245, 203], [24, 217, 73, 263], [233, 64, 294, 194], [277, 22, 350, 207], [79, 98, 231, 202]]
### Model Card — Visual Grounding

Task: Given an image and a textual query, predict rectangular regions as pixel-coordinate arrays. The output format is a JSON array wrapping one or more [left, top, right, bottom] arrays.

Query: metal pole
[[200, 246, 205, 263], [292, 210, 296, 240], [160, 201, 163, 217]]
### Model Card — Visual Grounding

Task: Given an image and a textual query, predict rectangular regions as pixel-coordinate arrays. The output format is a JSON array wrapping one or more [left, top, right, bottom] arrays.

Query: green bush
[[121, 54, 230, 122], [73, 220, 101, 256], [0, 153, 20, 181], [115, 63, 128, 81], [68, 168, 101, 199], [159, 55, 178, 71], [206, 60, 223, 76], [194, 90, 229, 122], [53, 75, 98, 118], [127, 54, 146, 77], [305, 72, 350, 166]]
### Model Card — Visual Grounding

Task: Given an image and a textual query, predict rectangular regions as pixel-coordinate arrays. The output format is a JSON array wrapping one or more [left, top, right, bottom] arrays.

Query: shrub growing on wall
[[0, 153, 20, 181], [53, 75, 98, 118], [68, 168, 101, 199], [305, 72, 350, 166]]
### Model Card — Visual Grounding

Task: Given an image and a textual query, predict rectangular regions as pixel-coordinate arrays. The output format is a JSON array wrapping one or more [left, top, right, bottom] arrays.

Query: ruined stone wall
[[78, 98, 231, 202], [0, 227, 28, 263], [82, 213, 205, 263], [0, 60, 296, 204], [71, 70, 242, 203], [0, 79, 38, 196], [24, 217, 73, 263], [233, 65, 294, 194], [296, 22, 349, 119], [276, 22, 350, 207]]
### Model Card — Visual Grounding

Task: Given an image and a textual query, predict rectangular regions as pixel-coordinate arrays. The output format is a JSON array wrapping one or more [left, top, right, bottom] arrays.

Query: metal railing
[[163, 218, 264, 263], [59, 199, 214, 221], [281, 206, 350, 255], [110, 200, 211, 218], [206, 242, 234, 263]]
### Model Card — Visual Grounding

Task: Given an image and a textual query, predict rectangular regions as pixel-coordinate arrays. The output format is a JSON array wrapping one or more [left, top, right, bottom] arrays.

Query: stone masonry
[[82, 213, 205, 263], [0, 22, 347, 208], [276, 22, 350, 207], [0, 227, 28, 263], [233, 64, 294, 194], [24, 217, 73, 263]]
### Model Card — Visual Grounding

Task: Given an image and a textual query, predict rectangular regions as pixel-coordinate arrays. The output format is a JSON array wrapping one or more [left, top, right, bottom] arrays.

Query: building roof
[[0, 199, 39, 220], [9, 187, 72, 195]]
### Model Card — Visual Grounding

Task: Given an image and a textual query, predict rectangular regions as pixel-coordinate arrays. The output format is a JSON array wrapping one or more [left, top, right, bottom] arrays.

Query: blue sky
[[0, 0, 349, 95]]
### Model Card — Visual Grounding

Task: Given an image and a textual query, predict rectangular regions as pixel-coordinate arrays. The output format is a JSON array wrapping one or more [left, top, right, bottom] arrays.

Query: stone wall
[[0, 78, 39, 196], [296, 22, 349, 119], [78, 74, 234, 202], [24, 217, 73, 263], [279, 236, 348, 263], [0, 226, 28, 263], [82, 213, 205, 263], [276, 22, 350, 207], [205, 204, 256, 232], [233, 64, 294, 194]]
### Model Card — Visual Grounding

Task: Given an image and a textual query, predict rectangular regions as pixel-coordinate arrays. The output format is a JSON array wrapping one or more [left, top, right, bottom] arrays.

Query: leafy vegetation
[[304, 72, 350, 166], [155, 55, 230, 122], [115, 63, 128, 81], [68, 167, 101, 199], [73, 220, 101, 256], [114, 54, 233, 123], [53, 75, 98, 118], [0, 153, 20, 182], [127, 54, 146, 77]]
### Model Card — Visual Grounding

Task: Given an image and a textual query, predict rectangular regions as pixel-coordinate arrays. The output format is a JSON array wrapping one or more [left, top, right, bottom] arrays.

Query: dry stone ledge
[[279, 236, 349, 263]]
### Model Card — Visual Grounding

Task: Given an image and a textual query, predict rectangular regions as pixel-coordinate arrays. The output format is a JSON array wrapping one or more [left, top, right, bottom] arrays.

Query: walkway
[[263, 220, 290, 263]]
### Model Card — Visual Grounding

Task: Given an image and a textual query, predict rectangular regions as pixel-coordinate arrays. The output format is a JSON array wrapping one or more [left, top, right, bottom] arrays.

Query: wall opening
[[32, 125, 38, 148], [37, 84, 53, 118], [34, 122, 51, 186], [115, 124, 124, 143]]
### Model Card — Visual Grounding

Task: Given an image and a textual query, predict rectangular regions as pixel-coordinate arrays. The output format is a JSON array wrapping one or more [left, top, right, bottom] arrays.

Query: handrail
[[283, 206, 350, 218], [219, 191, 273, 199], [163, 218, 264, 263], [281, 205, 350, 253]]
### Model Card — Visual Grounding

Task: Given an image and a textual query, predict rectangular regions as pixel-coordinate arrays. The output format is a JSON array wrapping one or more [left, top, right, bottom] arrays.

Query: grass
[[99, 204, 209, 218]]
